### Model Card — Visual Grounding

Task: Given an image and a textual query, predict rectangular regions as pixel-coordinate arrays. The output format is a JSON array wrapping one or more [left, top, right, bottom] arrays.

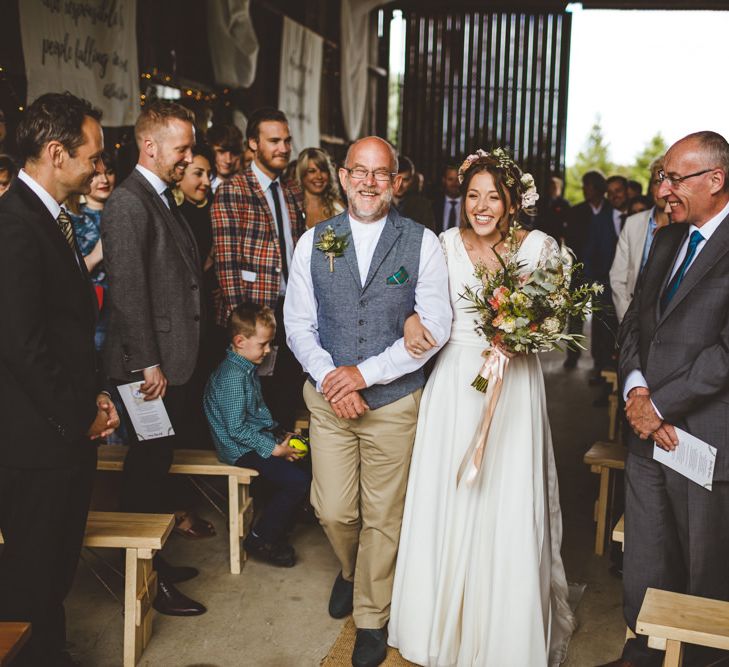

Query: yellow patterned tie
[[56, 209, 76, 251]]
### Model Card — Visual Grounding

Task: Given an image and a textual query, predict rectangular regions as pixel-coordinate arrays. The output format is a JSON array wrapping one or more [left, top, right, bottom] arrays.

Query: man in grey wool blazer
[[102, 100, 206, 616], [603, 131, 729, 667]]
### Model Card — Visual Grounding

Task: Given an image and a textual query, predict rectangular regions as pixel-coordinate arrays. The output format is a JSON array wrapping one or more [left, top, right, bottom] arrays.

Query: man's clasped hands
[[625, 386, 679, 451]]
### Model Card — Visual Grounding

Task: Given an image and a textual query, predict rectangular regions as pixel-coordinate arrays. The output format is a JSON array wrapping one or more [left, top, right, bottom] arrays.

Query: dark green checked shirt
[[203, 348, 277, 465]]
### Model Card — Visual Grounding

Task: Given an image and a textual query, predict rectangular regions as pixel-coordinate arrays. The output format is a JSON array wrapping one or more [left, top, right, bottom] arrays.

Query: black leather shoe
[[329, 571, 354, 619], [154, 555, 199, 584], [244, 533, 296, 567], [153, 578, 207, 616], [352, 628, 387, 667]]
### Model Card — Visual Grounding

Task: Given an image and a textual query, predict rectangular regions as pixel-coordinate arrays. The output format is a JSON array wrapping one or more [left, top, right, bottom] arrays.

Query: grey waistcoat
[[310, 209, 425, 410]]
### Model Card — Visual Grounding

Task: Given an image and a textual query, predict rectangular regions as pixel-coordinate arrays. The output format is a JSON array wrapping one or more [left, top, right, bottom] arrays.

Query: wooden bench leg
[[240, 482, 253, 557], [228, 476, 241, 574], [608, 395, 618, 440], [595, 466, 610, 556], [124, 548, 156, 667], [663, 639, 684, 667]]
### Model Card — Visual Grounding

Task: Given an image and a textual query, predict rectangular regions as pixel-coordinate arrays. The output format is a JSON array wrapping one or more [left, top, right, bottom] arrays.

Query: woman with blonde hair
[[295, 147, 344, 227]]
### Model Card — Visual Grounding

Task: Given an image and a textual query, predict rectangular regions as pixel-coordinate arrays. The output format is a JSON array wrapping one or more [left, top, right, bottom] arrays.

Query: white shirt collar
[[135, 164, 169, 196], [251, 159, 278, 192], [691, 199, 729, 241], [18, 169, 62, 219], [348, 214, 387, 230]]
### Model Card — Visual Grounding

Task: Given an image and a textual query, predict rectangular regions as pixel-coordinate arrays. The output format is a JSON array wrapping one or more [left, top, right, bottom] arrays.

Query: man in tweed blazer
[[211, 107, 305, 430], [604, 132, 729, 667], [102, 101, 206, 616]]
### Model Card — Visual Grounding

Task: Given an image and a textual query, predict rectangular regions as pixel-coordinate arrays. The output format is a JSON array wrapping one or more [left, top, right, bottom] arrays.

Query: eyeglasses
[[344, 167, 396, 182], [656, 168, 714, 187]]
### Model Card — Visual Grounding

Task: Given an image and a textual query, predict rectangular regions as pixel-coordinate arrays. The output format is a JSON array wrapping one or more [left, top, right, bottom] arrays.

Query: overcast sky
[[566, 9, 729, 165]]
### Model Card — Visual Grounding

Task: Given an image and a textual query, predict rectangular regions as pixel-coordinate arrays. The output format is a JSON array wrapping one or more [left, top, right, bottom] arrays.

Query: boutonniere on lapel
[[314, 225, 349, 272]]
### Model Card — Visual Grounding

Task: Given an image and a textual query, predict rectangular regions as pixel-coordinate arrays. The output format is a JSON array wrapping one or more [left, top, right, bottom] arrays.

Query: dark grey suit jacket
[[102, 169, 203, 385], [618, 214, 729, 479]]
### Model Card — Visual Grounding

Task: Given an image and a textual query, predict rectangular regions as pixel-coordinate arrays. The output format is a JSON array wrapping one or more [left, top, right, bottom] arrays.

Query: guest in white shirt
[[610, 156, 670, 322]]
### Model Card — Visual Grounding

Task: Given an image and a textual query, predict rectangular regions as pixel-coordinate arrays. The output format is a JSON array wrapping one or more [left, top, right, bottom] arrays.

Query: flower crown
[[457, 147, 539, 209]]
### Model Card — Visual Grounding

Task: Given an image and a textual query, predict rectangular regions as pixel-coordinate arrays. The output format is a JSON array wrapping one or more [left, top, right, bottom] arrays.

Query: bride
[[388, 150, 576, 666]]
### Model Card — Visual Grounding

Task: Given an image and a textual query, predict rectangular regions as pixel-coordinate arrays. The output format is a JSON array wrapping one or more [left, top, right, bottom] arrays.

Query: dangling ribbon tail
[[457, 348, 509, 486]]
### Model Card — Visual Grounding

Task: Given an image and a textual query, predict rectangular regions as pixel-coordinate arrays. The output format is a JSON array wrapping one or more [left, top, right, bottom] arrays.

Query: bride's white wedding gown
[[388, 227, 576, 667]]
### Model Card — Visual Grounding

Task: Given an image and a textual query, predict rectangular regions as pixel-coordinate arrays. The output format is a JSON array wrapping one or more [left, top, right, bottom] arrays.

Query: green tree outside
[[564, 115, 667, 204]]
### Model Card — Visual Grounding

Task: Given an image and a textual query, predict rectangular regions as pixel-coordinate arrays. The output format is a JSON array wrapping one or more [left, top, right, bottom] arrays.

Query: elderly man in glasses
[[600, 131, 729, 667], [285, 136, 452, 667]]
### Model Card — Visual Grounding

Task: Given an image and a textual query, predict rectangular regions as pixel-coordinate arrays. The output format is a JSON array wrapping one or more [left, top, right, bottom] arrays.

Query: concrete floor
[[60, 349, 627, 666]]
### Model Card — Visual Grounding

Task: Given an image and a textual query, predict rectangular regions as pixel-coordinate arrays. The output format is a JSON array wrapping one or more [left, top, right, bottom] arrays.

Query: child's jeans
[[235, 452, 311, 544]]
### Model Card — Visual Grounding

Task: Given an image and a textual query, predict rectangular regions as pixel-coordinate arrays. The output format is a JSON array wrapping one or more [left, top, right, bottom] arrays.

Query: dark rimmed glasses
[[657, 168, 715, 187], [344, 167, 396, 182]]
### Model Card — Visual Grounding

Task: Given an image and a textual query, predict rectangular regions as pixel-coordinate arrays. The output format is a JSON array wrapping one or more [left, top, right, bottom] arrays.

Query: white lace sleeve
[[439, 230, 449, 265], [537, 234, 561, 269]]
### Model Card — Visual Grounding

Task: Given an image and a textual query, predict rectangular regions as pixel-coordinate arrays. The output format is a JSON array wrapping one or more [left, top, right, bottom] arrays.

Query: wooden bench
[[96, 445, 258, 574], [294, 409, 311, 434], [0, 623, 31, 666], [612, 513, 625, 551], [584, 441, 627, 555], [0, 511, 173, 667], [637, 587, 729, 666], [601, 370, 620, 440]]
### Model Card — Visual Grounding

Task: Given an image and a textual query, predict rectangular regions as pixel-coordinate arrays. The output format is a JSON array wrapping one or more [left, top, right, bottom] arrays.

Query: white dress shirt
[[442, 198, 461, 232], [251, 160, 294, 295], [284, 216, 452, 391], [18, 169, 62, 219], [18, 169, 80, 269], [623, 199, 729, 404], [135, 164, 170, 207], [612, 208, 624, 237], [133, 164, 173, 372]]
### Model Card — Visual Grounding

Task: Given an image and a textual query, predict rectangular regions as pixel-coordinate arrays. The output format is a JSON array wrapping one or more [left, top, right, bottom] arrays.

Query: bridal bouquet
[[462, 224, 603, 393]]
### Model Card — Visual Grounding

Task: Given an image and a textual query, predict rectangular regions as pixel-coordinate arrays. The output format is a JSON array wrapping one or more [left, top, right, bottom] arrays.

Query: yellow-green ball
[[289, 436, 309, 457]]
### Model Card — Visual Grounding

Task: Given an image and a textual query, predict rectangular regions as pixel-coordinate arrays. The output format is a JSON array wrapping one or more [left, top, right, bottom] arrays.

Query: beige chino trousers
[[304, 381, 421, 629]]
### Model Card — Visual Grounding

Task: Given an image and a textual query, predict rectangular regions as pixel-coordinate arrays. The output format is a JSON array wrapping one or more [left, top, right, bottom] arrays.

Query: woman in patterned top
[[69, 149, 116, 351]]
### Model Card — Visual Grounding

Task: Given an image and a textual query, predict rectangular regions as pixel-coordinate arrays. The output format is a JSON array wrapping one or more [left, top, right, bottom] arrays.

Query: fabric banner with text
[[207, 0, 259, 89], [19, 0, 140, 127], [278, 17, 322, 155]]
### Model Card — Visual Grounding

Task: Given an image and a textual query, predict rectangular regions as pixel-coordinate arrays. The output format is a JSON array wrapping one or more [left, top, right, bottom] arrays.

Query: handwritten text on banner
[[20, 0, 140, 126]]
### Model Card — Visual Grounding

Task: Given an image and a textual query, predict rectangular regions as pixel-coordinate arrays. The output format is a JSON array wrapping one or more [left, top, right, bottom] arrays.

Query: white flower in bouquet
[[499, 316, 517, 333], [541, 317, 562, 335], [547, 291, 567, 309]]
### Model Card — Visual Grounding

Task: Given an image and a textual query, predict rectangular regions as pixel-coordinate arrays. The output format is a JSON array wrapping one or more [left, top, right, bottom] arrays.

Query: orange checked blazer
[[211, 167, 305, 326]]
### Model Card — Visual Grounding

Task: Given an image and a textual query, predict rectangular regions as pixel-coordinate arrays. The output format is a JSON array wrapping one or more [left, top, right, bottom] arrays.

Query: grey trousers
[[622, 452, 729, 666]]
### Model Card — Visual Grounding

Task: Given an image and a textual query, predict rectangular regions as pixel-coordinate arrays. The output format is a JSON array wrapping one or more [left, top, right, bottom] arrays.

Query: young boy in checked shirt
[[204, 303, 310, 567]]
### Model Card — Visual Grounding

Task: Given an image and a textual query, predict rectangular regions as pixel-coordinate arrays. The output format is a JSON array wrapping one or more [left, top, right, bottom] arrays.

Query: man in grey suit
[[602, 131, 729, 667], [102, 101, 206, 616]]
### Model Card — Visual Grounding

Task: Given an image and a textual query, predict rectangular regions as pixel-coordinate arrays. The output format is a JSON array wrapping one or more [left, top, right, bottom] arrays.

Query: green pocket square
[[386, 266, 410, 285]]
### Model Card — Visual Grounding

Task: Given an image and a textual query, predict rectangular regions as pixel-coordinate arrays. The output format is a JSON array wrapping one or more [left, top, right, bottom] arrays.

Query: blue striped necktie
[[660, 230, 704, 312]]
